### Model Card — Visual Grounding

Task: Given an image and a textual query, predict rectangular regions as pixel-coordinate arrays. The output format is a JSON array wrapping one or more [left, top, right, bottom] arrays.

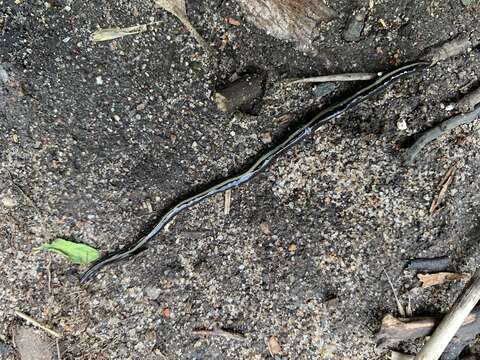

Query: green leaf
[[461, 0, 475, 6], [39, 239, 100, 265]]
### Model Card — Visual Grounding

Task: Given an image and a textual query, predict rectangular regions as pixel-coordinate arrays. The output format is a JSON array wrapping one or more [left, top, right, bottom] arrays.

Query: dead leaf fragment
[[418, 272, 469, 288], [154, 0, 211, 52], [267, 336, 282, 355]]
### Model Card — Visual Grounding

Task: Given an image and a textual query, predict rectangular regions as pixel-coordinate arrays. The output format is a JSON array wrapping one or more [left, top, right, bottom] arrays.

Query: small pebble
[[313, 83, 337, 98], [397, 118, 407, 131], [95, 76, 103, 85], [1, 196, 17, 208], [145, 287, 161, 300], [0, 65, 8, 83]]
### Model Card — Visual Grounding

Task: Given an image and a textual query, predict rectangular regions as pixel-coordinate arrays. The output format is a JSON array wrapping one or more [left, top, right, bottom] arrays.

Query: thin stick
[[15, 310, 62, 338], [405, 105, 480, 164], [430, 163, 457, 214], [56, 339, 62, 360], [287, 72, 378, 85], [384, 270, 406, 317], [224, 189, 232, 215], [392, 351, 414, 360], [414, 268, 480, 360], [47, 254, 52, 294], [191, 328, 244, 341]]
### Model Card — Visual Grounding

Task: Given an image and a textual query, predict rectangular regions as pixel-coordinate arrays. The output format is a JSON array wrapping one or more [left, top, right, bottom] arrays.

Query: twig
[[15, 310, 62, 338], [430, 163, 458, 214], [288, 72, 378, 85], [47, 254, 52, 294], [404, 105, 480, 164], [56, 339, 62, 360], [384, 270, 406, 317], [191, 328, 244, 341], [414, 268, 480, 360], [391, 351, 414, 360], [224, 189, 232, 215]]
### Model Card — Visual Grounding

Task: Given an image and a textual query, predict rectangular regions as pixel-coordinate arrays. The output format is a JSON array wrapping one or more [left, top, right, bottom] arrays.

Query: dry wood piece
[[237, 0, 338, 53], [415, 268, 480, 360], [342, 10, 367, 42], [404, 105, 480, 164], [406, 256, 450, 272], [418, 272, 469, 288], [192, 328, 244, 341], [378, 308, 480, 359], [458, 87, 480, 113], [288, 72, 377, 85], [214, 74, 265, 113]]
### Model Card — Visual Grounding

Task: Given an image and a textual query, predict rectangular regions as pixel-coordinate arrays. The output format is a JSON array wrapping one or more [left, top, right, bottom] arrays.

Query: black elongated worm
[[81, 62, 428, 283]]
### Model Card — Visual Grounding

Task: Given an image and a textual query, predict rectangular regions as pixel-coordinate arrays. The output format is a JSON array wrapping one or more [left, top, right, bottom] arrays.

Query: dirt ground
[[1, 0, 480, 359]]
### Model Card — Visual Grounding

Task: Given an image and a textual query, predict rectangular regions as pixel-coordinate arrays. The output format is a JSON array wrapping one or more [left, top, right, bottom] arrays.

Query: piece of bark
[[342, 10, 367, 42], [415, 268, 480, 360], [237, 0, 339, 53], [406, 256, 450, 272], [214, 74, 265, 113]]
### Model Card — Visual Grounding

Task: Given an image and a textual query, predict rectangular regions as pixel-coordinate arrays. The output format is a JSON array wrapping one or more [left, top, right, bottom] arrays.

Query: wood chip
[[418, 272, 469, 288], [267, 336, 282, 355]]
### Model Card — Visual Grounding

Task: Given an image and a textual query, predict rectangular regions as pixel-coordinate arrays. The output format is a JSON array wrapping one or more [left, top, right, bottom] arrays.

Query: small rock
[[313, 83, 337, 98], [261, 132, 272, 144], [0, 341, 10, 358], [260, 222, 271, 235], [397, 118, 408, 131], [14, 327, 53, 360], [145, 286, 161, 300], [0, 65, 8, 83], [1, 196, 17, 208], [343, 10, 367, 42], [267, 336, 282, 355], [95, 76, 103, 85]]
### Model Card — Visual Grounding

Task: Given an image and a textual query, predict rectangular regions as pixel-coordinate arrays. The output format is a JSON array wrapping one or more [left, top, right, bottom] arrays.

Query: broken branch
[[414, 268, 480, 360], [404, 104, 480, 164]]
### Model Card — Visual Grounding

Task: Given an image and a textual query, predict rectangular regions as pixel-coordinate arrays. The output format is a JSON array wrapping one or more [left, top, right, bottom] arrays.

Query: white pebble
[[397, 118, 408, 131], [95, 76, 103, 85]]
